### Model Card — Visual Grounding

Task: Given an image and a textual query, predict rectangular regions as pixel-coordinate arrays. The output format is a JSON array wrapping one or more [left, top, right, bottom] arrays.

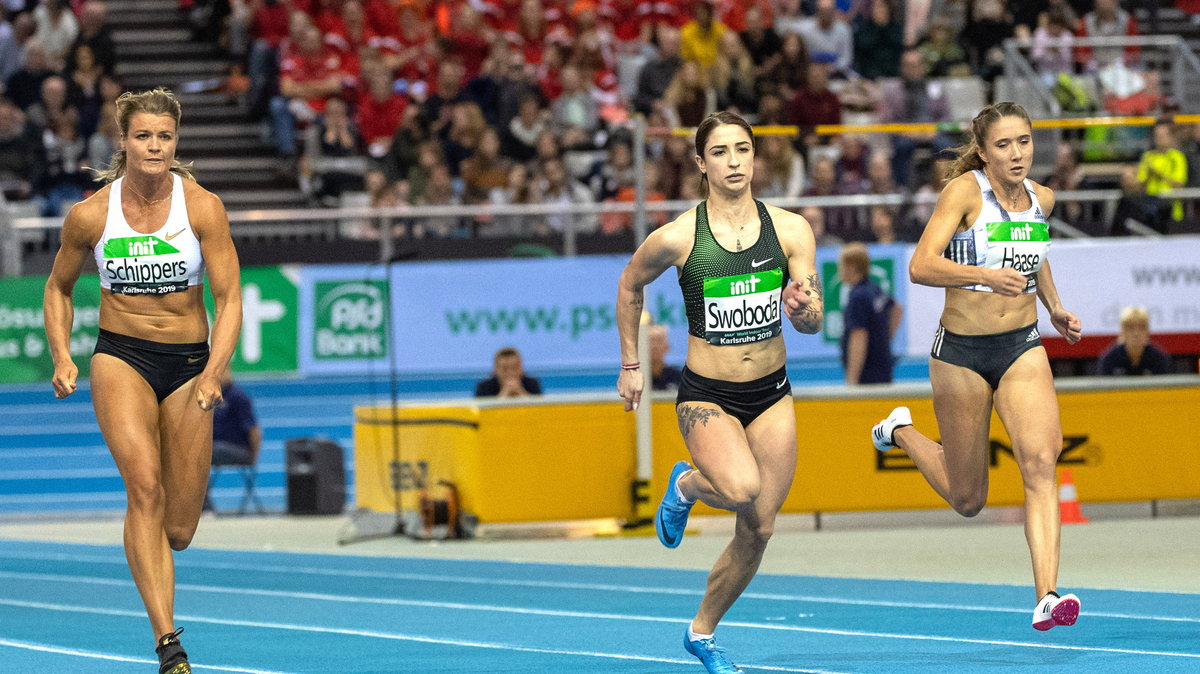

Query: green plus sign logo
[[205, 265, 298, 372], [820, 258, 894, 343], [313, 280, 390, 360]]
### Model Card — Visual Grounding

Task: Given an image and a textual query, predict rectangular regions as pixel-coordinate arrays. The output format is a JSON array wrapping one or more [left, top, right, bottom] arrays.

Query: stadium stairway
[[108, 0, 309, 211]]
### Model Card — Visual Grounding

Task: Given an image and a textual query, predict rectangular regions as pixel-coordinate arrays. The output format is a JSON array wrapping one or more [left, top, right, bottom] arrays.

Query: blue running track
[[0, 540, 1196, 673]]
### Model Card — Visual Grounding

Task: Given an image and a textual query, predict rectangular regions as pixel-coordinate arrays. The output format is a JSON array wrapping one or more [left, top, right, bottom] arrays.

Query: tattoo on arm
[[794, 273, 824, 334], [677, 404, 721, 440]]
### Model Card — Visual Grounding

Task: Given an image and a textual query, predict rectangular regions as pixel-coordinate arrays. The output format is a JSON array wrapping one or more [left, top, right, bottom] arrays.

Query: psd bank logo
[[313, 280, 390, 359]]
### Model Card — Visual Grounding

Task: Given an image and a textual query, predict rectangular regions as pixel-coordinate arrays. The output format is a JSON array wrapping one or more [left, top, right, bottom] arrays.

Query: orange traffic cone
[[1059, 469, 1089, 524]]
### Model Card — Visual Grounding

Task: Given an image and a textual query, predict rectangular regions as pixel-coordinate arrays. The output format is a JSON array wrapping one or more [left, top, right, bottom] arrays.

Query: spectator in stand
[[355, 64, 408, 158], [836, 134, 870, 194], [910, 151, 955, 232], [460, 126, 510, 204], [487, 162, 545, 236], [66, 44, 104, 138], [0, 12, 26, 85], [7, 39, 55, 110], [917, 17, 970, 77], [550, 64, 599, 133], [739, 5, 781, 87], [878, 48, 954, 188], [32, 0, 77, 69], [868, 205, 899, 243], [405, 139, 447, 203], [1137, 122, 1188, 228], [786, 57, 840, 146], [1031, 5, 1076, 80], [1096, 306, 1172, 376], [661, 60, 717, 128], [86, 100, 118, 185], [243, 0, 292, 118], [321, 0, 372, 77], [311, 97, 364, 203], [1075, 0, 1139, 72], [656, 133, 694, 199], [423, 60, 467, 139], [633, 25, 682, 116], [805, 155, 858, 238], [26, 73, 70, 132], [761, 31, 807, 102], [1110, 164, 1160, 235], [648, 323, 682, 391], [679, 0, 725, 74], [961, 0, 1013, 78], [758, 135, 805, 198], [838, 241, 901, 384], [475, 347, 542, 397], [0, 97, 45, 200], [538, 155, 597, 234], [713, 30, 756, 115], [416, 162, 464, 236], [853, 0, 903, 80], [441, 101, 487, 176], [1042, 141, 1099, 230], [38, 106, 86, 215], [797, 0, 853, 77], [268, 23, 350, 174], [494, 50, 543, 133], [533, 126, 561, 165], [71, 1, 115, 74], [599, 160, 668, 234], [376, 101, 428, 184], [504, 93, 547, 161], [801, 204, 844, 248], [588, 135, 635, 201], [773, 0, 806, 36]]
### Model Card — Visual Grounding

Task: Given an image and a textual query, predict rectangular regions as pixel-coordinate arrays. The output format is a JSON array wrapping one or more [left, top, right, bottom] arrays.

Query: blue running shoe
[[656, 461, 694, 548], [683, 632, 743, 673]]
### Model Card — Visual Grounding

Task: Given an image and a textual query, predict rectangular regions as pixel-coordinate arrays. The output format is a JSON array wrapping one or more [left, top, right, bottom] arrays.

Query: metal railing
[[5, 187, 1197, 277]]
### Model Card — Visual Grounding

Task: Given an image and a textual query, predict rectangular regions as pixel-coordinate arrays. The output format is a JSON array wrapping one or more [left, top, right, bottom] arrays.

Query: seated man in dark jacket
[[475, 347, 543, 397]]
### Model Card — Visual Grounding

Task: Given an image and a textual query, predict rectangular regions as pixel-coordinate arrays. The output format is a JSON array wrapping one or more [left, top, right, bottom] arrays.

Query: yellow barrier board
[[355, 383, 1200, 523]]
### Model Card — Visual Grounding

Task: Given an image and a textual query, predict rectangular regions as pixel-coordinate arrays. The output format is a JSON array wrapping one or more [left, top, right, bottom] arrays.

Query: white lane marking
[[0, 598, 842, 674], [0, 636, 290, 673], [0, 573, 1197, 659], [1, 551, 1197, 624]]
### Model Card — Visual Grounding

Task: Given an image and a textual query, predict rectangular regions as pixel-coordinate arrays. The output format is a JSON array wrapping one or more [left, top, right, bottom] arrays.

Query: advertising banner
[[904, 236, 1200, 355], [204, 265, 299, 373], [300, 246, 911, 376], [0, 275, 101, 384]]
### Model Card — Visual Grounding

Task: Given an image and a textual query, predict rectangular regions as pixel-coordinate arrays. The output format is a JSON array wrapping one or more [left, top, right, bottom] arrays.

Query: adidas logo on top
[[1026, 328, 1040, 342]]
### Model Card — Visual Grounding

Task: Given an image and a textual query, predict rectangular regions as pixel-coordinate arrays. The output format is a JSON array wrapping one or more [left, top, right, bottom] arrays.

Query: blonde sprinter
[[44, 88, 241, 674], [871, 102, 1083, 630], [617, 111, 822, 673]]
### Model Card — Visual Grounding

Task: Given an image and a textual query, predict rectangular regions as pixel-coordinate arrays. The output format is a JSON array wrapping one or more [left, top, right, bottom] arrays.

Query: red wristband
[[621, 362, 640, 370]]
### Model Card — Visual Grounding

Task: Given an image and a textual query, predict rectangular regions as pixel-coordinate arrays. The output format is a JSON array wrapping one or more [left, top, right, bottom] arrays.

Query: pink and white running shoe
[[1032, 592, 1080, 631]]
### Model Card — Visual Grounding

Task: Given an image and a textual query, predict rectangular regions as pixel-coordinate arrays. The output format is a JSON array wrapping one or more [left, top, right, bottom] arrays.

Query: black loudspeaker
[[285, 438, 346, 515]]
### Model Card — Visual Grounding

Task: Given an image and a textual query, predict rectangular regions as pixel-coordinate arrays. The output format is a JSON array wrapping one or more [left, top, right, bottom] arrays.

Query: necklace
[[126, 179, 170, 205]]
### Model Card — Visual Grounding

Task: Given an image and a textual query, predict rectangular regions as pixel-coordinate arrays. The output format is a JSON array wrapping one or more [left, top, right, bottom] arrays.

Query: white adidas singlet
[[943, 170, 1050, 294], [94, 174, 205, 295]]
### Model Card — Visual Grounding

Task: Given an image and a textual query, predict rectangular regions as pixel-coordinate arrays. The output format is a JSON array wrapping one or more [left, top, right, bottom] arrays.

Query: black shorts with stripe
[[930, 322, 1042, 389]]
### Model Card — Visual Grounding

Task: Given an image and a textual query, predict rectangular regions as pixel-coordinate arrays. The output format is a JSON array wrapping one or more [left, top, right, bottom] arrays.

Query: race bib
[[102, 235, 191, 295], [983, 221, 1050, 293], [703, 269, 783, 345]]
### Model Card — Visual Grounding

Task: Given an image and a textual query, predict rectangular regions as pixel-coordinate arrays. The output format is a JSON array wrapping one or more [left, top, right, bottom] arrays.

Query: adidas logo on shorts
[[1026, 328, 1040, 342]]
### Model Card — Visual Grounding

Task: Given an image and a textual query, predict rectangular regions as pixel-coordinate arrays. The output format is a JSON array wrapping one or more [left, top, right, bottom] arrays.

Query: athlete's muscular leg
[[994, 347, 1063, 601], [674, 402, 760, 510], [892, 359, 994, 516], [158, 377, 213, 551], [690, 396, 796, 633], [91, 354, 176, 640]]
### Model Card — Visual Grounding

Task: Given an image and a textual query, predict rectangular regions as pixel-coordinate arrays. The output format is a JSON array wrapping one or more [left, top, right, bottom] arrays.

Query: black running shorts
[[676, 365, 792, 427], [93, 328, 210, 402], [930, 322, 1042, 389]]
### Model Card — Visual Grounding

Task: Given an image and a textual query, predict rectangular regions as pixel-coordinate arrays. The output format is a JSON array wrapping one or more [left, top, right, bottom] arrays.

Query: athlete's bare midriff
[[99, 287, 210, 343], [940, 287, 1038, 335], [685, 334, 787, 382]]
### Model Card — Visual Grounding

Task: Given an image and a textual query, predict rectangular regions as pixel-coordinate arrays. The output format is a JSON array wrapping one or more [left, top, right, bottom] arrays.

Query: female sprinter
[[616, 111, 823, 673], [870, 101, 1083, 630], [44, 87, 242, 673]]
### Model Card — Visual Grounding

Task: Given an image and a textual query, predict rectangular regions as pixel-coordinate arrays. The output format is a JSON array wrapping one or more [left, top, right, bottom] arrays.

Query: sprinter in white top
[[43, 87, 241, 674], [869, 102, 1084, 631]]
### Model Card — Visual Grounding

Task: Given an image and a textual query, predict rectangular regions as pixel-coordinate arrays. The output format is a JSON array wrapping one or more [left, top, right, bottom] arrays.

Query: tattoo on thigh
[[677, 404, 721, 440]]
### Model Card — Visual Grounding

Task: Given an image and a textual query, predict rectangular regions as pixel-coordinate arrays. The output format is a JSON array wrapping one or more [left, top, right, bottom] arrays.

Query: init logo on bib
[[703, 269, 783, 346]]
